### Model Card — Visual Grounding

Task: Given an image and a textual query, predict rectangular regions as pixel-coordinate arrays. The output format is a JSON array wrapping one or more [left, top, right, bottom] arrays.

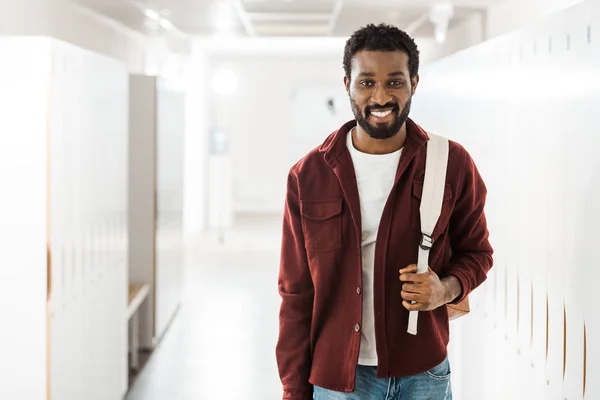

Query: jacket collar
[[321, 117, 429, 167], [319, 117, 430, 250]]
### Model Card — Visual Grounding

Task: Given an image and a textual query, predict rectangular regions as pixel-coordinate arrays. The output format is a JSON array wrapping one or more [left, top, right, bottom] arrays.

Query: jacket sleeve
[[275, 170, 314, 400], [444, 147, 494, 304]]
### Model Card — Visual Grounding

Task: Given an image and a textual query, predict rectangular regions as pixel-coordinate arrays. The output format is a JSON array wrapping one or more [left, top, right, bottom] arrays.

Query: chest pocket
[[300, 198, 343, 252], [411, 181, 453, 239]]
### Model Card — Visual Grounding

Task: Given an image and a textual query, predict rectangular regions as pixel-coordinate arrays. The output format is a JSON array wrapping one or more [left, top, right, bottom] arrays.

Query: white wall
[[48, 39, 129, 400], [0, 0, 200, 239], [0, 0, 150, 72], [0, 0, 190, 75], [207, 51, 353, 215], [0, 37, 50, 400], [411, 0, 600, 398], [0, 0, 199, 239], [486, 0, 587, 38], [419, 13, 486, 63], [421, 0, 588, 63], [183, 50, 210, 237], [128, 76, 186, 346], [154, 77, 186, 343], [0, 36, 130, 400]]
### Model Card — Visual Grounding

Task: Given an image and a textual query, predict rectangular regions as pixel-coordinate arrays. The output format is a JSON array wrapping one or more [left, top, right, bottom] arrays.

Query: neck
[[352, 123, 407, 155]]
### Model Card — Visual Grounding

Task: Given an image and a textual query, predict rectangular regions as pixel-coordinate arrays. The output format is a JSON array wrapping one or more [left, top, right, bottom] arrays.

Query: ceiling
[[71, 0, 506, 39]]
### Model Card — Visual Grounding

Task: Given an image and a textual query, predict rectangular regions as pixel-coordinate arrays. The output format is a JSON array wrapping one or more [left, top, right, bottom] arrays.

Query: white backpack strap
[[407, 132, 449, 335]]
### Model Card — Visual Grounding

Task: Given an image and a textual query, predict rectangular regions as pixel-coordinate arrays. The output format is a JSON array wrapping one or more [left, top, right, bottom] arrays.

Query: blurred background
[[0, 0, 598, 399]]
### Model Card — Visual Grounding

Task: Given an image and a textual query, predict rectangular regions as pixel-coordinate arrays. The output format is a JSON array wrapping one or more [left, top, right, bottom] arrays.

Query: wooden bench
[[128, 283, 150, 371]]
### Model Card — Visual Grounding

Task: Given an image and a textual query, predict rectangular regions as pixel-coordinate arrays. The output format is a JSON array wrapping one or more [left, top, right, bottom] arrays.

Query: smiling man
[[276, 24, 493, 400]]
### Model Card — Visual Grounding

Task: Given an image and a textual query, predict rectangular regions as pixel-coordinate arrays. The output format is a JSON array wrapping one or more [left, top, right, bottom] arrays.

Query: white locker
[[410, 0, 600, 398], [0, 37, 50, 400], [0, 36, 129, 400], [48, 39, 129, 400], [128, 75, 185, 350]]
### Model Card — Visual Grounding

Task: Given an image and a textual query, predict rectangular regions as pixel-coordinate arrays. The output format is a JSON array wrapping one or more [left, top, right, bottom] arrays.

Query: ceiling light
[[143, 8, 160, 21], [434, 26, 447, 43], [429, 1, 454, 44], [212, 4, 236, 34], [142, 7, 175, 32], [159, 18, 174, 30]]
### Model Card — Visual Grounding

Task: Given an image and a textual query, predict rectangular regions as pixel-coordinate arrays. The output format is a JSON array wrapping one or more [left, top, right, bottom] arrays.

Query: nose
[[371, 83, 392, 105]]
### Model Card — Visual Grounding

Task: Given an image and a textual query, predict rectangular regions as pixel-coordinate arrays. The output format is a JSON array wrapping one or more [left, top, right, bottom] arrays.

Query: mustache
[[365, 102, 399, 115]]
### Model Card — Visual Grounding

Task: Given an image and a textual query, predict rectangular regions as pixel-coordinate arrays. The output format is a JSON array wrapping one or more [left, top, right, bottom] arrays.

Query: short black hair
[[343, 23, 420, 80]]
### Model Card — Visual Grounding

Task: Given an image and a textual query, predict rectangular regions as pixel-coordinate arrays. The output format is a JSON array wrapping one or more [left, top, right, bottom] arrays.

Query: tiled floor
[[125, 214, 284, 400]]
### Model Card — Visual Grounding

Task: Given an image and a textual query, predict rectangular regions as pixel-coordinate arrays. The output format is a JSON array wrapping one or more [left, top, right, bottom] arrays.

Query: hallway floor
[[125, 213, 284, 400]]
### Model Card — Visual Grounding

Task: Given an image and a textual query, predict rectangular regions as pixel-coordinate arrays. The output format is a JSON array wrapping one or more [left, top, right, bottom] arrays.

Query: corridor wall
[[0, 37, 50, 400], [207, 53, 346, 215], [410, 1, 600, 399], [48, 38, 129, 400], [129, 75, 185, 349], [0, 37, 129, 400]]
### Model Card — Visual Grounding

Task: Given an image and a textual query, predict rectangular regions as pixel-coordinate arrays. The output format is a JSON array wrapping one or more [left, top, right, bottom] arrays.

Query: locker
[[409, 1, 600, 397]]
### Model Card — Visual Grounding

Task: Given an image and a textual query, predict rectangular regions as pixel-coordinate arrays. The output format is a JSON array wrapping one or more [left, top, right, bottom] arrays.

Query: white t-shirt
[[346, 128, 402, 366]]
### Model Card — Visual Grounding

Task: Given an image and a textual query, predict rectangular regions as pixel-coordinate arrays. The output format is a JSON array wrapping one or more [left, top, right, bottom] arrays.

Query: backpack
[[407, 132, 470, 335]]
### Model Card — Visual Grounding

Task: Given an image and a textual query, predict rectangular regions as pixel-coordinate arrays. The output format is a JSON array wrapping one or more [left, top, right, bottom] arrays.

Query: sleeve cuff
[[445, 271, 468, 304], [282, 384, 313, 400]]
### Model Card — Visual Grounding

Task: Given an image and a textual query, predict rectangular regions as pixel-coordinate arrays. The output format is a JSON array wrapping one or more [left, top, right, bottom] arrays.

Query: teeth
[[372, 110, 392, 118]]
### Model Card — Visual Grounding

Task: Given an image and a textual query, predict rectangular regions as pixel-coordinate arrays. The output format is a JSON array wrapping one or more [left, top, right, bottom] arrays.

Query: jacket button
[[355, 323, 361, 332], [356, 287, 362, 295]]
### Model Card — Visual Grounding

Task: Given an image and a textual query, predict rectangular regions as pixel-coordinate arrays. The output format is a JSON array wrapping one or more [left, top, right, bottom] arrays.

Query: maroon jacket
[[276, 118, 493, 399]]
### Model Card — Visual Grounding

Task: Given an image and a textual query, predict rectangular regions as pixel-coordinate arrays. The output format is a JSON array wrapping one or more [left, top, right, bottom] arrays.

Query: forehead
[[351, 50, 410, 75]]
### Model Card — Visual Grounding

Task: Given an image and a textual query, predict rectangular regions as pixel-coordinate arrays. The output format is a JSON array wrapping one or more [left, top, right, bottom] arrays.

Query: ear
[[344, 75, 350, 94], [411, 74, 420, 95]]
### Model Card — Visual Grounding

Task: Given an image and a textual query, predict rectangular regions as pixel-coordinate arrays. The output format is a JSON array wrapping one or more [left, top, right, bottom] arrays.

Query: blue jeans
[[313, 357, 452, 400]]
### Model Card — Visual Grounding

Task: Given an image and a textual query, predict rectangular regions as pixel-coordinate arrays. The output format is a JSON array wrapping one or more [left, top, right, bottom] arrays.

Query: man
[[276, 23, 493, 400]]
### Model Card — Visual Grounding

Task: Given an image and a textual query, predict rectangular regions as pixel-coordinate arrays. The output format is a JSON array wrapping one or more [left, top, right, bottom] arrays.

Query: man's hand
[[399, 265, 461, 311]]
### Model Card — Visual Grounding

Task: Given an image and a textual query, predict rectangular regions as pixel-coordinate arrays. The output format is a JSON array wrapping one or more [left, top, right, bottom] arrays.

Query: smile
[[371, 110, 392, 118], [369, 109, 395, 122]]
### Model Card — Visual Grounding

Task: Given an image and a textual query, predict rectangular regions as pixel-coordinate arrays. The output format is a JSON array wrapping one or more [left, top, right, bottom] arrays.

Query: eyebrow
[[357, 71, 406, 77]]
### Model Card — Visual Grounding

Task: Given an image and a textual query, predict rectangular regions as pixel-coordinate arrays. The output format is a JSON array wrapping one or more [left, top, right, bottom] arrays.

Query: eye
[[360, 80, 374, 87], [389, 80, 403, 87]]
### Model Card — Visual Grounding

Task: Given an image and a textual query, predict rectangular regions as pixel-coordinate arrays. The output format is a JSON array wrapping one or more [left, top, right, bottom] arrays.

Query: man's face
[[344, 50, 418, 140]]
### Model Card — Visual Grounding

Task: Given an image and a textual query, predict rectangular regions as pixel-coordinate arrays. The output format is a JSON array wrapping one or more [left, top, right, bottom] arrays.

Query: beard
[[350, 97, 411, 140]]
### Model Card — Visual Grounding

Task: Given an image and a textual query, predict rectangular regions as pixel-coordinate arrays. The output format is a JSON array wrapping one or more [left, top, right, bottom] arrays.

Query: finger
[[399, 272, 428, 283], [401, 291, 422, 302], [403, 300, 424, 311], [402, 283, 421, 293], [399, 265, 418, 275], [403, 300, 433, 311]]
